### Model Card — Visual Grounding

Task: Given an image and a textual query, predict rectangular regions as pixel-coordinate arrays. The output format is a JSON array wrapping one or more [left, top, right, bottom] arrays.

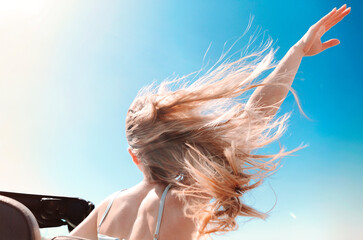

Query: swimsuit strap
[[98, 189, 125, 233], [153, 183, 172, 240]]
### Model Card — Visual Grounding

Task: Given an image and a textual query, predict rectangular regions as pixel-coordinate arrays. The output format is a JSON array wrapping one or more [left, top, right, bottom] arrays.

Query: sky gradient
[[0, 0, 362, 239]]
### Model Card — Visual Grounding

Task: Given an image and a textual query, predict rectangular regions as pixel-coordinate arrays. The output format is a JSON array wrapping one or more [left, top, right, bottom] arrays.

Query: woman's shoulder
[[159, 189, 197, 239], [95, 188, 132, 223]]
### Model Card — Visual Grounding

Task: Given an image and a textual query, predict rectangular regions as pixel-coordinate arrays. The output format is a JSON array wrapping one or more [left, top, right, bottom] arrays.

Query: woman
[[70, 5, 350, 240]]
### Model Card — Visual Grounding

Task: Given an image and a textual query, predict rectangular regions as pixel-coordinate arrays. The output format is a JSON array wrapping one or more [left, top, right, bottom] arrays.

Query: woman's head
[[126, 93, 190, 182], [125, 43, 305, 237]]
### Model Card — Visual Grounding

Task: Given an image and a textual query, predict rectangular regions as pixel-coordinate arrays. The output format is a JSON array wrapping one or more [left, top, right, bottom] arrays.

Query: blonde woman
[[69, 5, 350, 240]]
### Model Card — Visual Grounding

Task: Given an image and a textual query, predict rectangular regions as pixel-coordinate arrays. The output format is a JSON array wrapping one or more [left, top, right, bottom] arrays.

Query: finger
[[325, 7, 351, 31], [325, 6, 350, 26], [313, 7, 337, 28], [326, 8, 350, 30], [336, 4, 347, 14], [322, 5, 346, 26], [322, 39, 340, 51], [316, 4, 347, 28]]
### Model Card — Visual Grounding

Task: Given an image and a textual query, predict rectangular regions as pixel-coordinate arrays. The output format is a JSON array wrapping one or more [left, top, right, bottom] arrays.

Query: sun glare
[[0, 0, 47, 17]]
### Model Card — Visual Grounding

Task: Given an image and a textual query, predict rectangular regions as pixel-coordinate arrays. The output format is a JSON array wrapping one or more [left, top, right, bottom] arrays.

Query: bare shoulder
[[132, 185, 197, 239], [96, 189, 129, 222], [71, 188, 137, 239], [159, 189, 197, 240], [70, 191, 123, 239]]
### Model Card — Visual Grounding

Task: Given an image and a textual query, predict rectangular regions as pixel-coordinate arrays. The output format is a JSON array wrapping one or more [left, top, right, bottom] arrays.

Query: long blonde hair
[[125, 39, 306, 238]]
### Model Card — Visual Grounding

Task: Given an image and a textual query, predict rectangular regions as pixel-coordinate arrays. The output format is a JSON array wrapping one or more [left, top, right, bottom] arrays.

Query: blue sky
[[0, 0, 362, 239]]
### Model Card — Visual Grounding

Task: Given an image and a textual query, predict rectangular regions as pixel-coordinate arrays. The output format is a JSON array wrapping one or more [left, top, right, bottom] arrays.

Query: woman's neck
[[133, 178, 166, 194]]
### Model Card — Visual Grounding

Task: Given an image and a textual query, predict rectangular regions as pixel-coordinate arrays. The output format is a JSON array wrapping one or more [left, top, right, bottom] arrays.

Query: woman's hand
[[295, 4, 351, 57], [246, 4, 351, 119]]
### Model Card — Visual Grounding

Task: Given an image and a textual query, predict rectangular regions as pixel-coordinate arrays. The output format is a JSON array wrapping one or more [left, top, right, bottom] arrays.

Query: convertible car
[[0, 191, 95, 240]]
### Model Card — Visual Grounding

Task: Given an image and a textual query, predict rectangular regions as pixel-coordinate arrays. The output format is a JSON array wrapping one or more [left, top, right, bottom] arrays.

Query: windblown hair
[[125, 40, 306, 238]]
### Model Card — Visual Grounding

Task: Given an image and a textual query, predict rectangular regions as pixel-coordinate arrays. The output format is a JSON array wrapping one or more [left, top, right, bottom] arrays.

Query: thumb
[[322, 39, 340, 51]]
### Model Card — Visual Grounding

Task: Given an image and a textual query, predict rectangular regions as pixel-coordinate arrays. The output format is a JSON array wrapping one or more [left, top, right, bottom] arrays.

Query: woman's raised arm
[[245, 4, 351, 118]]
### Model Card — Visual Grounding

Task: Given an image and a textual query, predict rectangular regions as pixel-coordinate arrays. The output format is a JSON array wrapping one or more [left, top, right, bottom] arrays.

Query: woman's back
[[95, 182, 196, 240]]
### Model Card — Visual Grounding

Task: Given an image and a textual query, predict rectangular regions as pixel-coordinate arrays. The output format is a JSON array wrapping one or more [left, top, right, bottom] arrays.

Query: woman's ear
[[128, 148, 140, 166]]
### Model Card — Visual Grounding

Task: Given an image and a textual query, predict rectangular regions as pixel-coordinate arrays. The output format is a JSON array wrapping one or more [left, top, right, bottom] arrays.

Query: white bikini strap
[[97, 190, 124, 233], [153, 184, 172, 240]]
